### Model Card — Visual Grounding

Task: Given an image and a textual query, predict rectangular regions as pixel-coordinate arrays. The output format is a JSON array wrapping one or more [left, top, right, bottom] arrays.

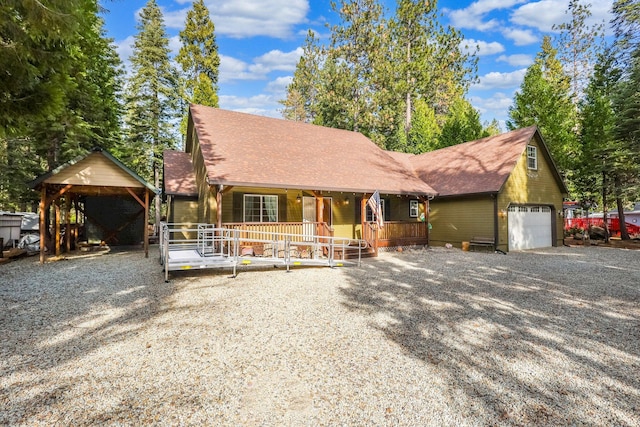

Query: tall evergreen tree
[[0, 0, 123, 210], [578, 49, 621, 241], [176, 0, 219, 133], [553, 0, 605, 103], [281, 31, 323, 123], [508, 36, 578, 189], [437, 97, 483, 149], [123, 0, 179, 225], [283, 0, 478, 150]]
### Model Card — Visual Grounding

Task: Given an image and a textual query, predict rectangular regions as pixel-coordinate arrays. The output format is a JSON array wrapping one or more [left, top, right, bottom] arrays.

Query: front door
[[303, 196, 333, 240], [303, 196, 315, 240]]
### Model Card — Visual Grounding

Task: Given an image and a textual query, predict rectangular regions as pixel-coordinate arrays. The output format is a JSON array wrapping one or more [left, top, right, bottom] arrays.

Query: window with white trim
[[366, 199, 386, 222], [527, 145, 538, 170], [244, 194, 278, 222], [409, 200, 419, 218]]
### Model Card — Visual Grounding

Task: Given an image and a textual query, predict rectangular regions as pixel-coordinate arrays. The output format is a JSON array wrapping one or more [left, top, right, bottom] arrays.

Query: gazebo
[[30, 148, 157, 263]]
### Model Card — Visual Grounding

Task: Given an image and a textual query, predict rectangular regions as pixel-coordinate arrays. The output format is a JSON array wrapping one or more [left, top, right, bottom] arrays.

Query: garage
[[508, 205, 553, 250]]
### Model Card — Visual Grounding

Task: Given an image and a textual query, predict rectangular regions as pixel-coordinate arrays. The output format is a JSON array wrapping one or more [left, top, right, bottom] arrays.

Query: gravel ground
[[1, 245, 639, 426]]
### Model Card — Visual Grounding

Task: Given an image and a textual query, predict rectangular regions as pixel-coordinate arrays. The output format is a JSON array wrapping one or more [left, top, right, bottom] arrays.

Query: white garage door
[[508, 205, 552, 250]]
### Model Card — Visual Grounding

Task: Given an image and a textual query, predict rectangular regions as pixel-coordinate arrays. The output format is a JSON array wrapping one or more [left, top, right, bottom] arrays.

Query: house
[[164, 105, 568, 253], [164, 105, 437, 252], [402, 126, 568, 252], [30, 147, 157, 262]]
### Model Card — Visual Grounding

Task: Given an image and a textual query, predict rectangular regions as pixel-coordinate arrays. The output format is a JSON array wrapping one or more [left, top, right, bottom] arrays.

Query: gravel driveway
[[1, 246, 639, 426]]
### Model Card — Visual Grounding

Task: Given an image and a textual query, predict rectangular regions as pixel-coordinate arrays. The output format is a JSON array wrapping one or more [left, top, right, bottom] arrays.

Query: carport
[[30, 148, 157, 263]]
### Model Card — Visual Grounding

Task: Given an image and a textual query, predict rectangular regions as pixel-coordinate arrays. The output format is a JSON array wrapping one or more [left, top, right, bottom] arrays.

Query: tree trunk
[[602, 170, 609, 243], [154, 161, 161, 233], [614, 174, 630, 240]]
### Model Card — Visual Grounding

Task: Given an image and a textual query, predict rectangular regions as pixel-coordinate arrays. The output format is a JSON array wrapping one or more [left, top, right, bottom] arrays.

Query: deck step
[[334, 245, 376, 259]]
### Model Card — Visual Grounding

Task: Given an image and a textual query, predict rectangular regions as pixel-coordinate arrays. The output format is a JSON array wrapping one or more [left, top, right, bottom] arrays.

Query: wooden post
[[144, 190, 149, 258], [315, 195, 324, 234], [65, 195, 71, 253], [423, 198, 430, 247], [55, 199, 61, 256], [216, 190, 223, 229], [39, 186, 47, 263]]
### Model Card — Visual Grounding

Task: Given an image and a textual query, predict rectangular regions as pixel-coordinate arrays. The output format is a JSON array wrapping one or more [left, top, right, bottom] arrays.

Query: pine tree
[[176, 0, 219, 133], [553, 0, 605, 103], [0, 0, 123, 210], [390, 0, 476, 135], [281, 31, 323, 123], [437, 97, 483, 149], [123, 0, 179, 226], [508, 36, 578, 189]]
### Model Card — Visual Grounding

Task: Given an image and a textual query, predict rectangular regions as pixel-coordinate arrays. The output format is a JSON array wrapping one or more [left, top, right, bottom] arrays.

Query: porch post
[[65, 195, 71, 253], [55, 199, 61, 256], [315, 194, 324, 235], [39, 185, 47, 264], [216, 189, 223, 229], [423, 197, 430, 247], [144, 190, 149, 258]]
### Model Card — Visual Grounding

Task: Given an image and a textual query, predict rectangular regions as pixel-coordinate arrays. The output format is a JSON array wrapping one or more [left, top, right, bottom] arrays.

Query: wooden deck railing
[[224, 222, 333, 243], [368, 221, 429, 247]]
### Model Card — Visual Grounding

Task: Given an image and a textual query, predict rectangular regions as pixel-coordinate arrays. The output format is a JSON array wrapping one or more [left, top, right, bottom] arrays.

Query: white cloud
[[445, 0, 527, 31], [496, 54, 534, 67], [219, 48, 303, 83], [168, 35, 182, 57], [219, 94, 282, 118], [473, 68, 527, 90], [510, 0, 567, 32], [249, 48, 303, 74], [266, 76, 293, 94], [207, 0, 309, 39], [115, 35, 135, 63], [461, 39, 505, 56], [502, 28, 538, 46]]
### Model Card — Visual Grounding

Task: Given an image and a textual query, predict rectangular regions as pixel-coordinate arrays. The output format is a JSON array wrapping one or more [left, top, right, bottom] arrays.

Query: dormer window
[[527, 145, 538, 170]]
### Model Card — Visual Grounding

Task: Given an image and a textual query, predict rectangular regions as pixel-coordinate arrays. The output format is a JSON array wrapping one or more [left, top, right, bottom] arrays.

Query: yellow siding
[[169, 197, 199, 239], [45, 153, 143, 187], [188, 132, 214, 223], [429, 197, 494, 248], [498, 134, 565, 250]]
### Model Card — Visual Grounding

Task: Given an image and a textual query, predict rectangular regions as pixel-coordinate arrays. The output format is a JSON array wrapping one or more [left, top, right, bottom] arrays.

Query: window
[[409, 200, 419, 218], [244, 195, 278, 222], [366, 198, 386, 222], [527, 145, 538, 170]]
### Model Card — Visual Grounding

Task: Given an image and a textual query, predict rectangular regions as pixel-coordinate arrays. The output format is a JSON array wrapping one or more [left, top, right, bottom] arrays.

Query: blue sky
[[102, 0, 614, 129]]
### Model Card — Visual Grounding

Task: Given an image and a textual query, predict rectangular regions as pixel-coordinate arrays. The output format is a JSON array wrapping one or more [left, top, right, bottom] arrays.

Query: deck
[[159, 223, 367, 281]]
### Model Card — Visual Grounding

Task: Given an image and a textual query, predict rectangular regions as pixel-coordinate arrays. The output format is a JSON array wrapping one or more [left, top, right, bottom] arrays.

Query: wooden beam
[[125, 187, 145, 208], [39, 185, 47, 264], [144, 189, 149, 258], [46, 184, 73, 205]]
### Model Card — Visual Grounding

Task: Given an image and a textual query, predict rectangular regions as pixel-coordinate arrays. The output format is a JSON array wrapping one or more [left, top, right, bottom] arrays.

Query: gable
[[500, 132, 568, 201], [43, 152, 144, 188]]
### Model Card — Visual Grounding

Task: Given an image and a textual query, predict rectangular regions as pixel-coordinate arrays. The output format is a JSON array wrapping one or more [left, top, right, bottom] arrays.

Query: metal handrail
[[160, 222, 366, 279]]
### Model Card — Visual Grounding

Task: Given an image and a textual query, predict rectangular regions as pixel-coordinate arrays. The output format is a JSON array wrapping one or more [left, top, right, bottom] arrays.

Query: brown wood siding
[[45, 153, 143, 188], [498, 133, 565, 250], [429, 197, 494, 248]]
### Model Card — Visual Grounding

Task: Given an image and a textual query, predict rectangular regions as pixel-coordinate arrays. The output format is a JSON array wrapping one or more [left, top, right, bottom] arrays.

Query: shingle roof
[[163, 150, 198, 196], [188, 105, 437, 196], [406, 126, 550, 197]]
